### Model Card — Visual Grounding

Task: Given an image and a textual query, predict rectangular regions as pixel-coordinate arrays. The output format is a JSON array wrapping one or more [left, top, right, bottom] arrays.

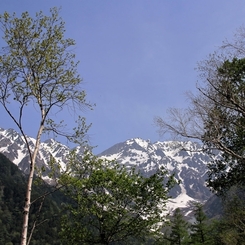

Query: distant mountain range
[[98, 138, 213, 213], [0, 127, 73, 180], [0, 127, 214, 214]]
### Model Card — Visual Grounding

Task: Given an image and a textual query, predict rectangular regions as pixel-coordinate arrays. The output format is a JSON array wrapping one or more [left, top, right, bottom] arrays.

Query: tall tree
[[190, 202, 210, 244], [0, 8, 92, 245], [218, 186, 245, 244], [155, 27, 245, 195], [164, 208, 190, 245], [202, 58, 245, 194], [60, 152, 175, 245]]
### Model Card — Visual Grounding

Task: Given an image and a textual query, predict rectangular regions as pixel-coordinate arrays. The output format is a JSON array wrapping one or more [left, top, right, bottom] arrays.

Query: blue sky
[[0, 1, 245, 153]]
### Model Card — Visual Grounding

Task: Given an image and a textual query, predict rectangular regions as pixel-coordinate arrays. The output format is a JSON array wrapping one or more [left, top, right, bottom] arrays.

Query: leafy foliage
[[214, 187, 245, 244], [163, 208, 190, 245], [2, 149, 245, 244], [189, 202, 211, 244], [0, 7, 92, 143], [0, 8, 92, 244], [155, 28, 245, 196], [60, 152, 175, 245], [202, 58, 245, 194]]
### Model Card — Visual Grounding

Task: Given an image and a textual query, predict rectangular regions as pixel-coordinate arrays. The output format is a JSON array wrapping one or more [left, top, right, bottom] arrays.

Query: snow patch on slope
[[99, 138, 212, 213]]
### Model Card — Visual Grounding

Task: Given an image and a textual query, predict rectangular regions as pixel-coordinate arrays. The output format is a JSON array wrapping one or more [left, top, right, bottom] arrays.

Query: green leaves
[[0, 7, 93, 143], [60, 152, 172, 244], [189, 202, 210, 244], [0, 8, 93, 244], [169, 208, 190, 245], [204, 58, 245, 194]]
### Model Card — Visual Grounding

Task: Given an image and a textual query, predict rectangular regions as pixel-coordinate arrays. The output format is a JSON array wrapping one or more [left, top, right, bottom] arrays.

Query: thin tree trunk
[[27, 195, 45, 245], [20, 123, 44, 245]]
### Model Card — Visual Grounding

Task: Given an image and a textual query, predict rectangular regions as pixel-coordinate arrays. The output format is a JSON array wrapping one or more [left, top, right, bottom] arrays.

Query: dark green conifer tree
[[164, 208, 190, 245], [190, 202, 211, 244]]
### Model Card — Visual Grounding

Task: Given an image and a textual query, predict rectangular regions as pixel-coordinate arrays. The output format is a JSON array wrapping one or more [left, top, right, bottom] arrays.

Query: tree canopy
[[155, 27, 245, 195], [0, 8, 92, 245], [0, 8, 92, 139], [165, 208, 190, 245], [60, 152, 175, 245]]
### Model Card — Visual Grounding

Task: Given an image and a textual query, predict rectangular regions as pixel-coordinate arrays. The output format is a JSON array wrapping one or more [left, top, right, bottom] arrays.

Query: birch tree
[[0, 8, 92, 245]]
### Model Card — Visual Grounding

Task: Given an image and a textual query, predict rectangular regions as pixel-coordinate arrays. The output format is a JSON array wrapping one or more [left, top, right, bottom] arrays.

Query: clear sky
[[0, 1, 245, 154]]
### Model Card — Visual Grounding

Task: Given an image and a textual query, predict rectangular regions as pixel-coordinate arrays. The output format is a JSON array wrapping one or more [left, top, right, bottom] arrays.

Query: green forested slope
[[0, 152, 62, 245]]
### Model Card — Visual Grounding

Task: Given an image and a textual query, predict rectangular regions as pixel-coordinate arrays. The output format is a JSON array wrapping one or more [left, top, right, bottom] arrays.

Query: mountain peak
[[0, 129, 212, 214], [126, 138, 151, 149], [99, 138, 212, 213], [0, 128, 72, 173]]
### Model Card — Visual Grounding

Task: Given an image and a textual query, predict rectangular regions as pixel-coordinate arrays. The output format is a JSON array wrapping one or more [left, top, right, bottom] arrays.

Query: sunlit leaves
[[0, 8, 93, 244], [0, 7, 93, 143], [60, 153, 174, 244]]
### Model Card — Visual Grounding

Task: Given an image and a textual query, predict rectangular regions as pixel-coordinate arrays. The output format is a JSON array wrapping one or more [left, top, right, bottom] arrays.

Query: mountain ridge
[[0, 128, 212, 213], [99, 138, 212, 212]]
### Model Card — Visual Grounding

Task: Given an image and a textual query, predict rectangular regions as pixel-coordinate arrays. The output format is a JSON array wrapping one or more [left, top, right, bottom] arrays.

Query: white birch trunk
[[20, 122, 44, 245]]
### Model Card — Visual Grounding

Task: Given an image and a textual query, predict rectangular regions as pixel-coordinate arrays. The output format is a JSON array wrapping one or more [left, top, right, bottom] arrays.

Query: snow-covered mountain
[[0, 127, 72, 178], [99, 138, 212, 212], [0, 128, 213, 213]]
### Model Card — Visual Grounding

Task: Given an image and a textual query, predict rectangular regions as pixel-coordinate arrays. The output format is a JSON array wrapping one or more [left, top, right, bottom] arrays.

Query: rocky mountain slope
[[99, 138, 212, 212], [0, 128, 72, 179], [0, 128, 213, 213]]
